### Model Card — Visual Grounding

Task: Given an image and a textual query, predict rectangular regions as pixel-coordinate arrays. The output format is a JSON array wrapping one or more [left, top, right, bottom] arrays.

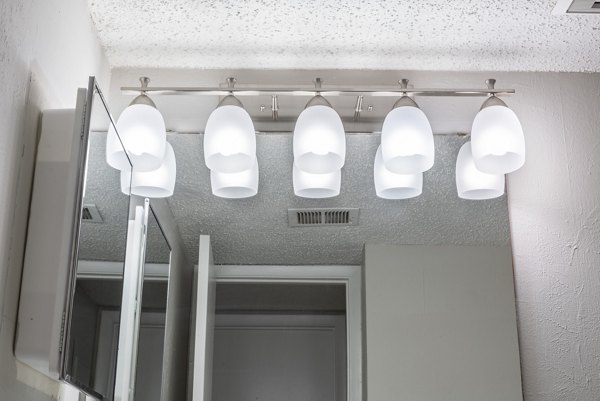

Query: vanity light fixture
[[293, 78, 346, 174], [380, 79, 434, 174], [470, 79, 525, 174], [456, 141, 505, 200], [293, 164, 341, 199], [374, 145, 423, 199], [107, 77, 166, 172], [120, 142, 177, 198], [119, 77, 523, 201], [204, 78, 257, 174], [210, 161, 259, 199]]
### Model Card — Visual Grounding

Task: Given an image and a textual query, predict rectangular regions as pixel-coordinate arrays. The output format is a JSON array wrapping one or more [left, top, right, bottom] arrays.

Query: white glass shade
[[121, 142, 176, 198], [293, 164, 341, 198], [204, 105, 256, 174], [374, 146, 422, 199], [471, 105, 525, 174], [456, 142, 505, 200], [293, 105, 346, 174], [210, 161, 259, 199], [107, 104, 166, 172], [381, 106, 434, 174]]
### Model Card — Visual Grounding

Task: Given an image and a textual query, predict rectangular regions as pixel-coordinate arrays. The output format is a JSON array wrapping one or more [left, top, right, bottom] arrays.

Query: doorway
[[213, 282, 347, 401], [212, 264, 362, 401]]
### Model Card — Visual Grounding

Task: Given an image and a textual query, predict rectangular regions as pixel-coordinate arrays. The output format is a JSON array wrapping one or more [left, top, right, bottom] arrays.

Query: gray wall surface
[[0, 0, 109, 399], [363, 244, 522, 401]]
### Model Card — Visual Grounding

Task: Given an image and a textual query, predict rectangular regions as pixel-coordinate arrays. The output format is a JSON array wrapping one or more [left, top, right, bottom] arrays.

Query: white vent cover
[[288, 208, 359, 227], [553, 0, 600, 14], [81, 204, 103, 223]]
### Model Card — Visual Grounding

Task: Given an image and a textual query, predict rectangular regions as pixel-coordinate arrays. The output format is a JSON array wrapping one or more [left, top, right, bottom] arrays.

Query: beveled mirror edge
[[146, 198, 194, 401], [59, 76, 135, 400], [59, 78, 94, 390]]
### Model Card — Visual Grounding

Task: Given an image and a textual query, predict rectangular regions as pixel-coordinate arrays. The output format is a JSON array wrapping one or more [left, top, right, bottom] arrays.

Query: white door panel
[[192, 236, 216, 401]]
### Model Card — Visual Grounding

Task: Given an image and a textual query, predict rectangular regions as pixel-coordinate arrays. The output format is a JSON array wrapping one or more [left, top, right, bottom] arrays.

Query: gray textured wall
[[0, 0, 109, 399]]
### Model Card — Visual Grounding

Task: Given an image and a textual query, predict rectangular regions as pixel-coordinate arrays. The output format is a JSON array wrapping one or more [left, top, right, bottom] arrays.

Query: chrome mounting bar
[[121, 78, 514, 98]]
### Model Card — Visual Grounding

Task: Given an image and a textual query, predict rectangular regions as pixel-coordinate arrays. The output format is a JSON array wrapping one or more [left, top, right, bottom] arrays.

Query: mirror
[[67, 74, 518, 400], [174, 131, 515, 401], [62, 84, 133, 399]]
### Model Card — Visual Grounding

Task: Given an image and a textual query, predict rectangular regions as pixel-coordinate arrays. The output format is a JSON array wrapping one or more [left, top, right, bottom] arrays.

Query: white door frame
[[214, 264, 362, 401]]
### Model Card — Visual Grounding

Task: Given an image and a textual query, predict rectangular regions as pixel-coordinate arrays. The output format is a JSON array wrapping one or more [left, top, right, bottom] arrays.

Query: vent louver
[[81, 204, 103, 223], [555, 0, 600, 14], [288, 208, 359, 227]]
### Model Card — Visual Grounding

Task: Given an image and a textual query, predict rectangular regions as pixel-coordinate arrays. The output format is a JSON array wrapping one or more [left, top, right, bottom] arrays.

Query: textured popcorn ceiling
[[88, 0, 600, 71], [80, 131, 509, 266]]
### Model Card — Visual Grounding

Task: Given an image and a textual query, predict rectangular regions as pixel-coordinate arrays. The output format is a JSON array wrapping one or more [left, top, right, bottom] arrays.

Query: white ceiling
[[88, 0, 600, 71]]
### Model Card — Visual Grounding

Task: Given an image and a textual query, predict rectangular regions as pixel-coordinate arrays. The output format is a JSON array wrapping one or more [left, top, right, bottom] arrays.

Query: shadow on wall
[[0, 66, 61, 401]]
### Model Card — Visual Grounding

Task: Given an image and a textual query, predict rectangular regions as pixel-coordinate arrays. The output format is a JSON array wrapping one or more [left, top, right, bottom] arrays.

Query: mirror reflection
[[62, 78, 518, 401], [133, 208, 171, 401], [65, 89, 132, 399], [213, 283, 347, 401]]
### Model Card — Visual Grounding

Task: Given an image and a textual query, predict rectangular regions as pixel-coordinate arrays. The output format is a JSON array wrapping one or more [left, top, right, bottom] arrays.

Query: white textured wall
[[0, 0, 108, 399], [507, 73, 600, 401]]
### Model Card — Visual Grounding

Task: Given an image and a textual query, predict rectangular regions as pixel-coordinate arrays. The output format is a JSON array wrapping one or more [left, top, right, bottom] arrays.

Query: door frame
[[214, 264, 362, 401]]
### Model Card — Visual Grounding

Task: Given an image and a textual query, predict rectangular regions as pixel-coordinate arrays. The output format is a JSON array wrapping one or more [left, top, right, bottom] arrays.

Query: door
[[114, 200, 150, 401], [192, 235, 216, 401]]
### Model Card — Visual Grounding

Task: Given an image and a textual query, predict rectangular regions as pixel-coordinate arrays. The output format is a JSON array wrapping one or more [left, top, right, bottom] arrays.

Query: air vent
[[288, 208, 359, 227], [554, 0, 600, 14], [81, 204, 103, 223]]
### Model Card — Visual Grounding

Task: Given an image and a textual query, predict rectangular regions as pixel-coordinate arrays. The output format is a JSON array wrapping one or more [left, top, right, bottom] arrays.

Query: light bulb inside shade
[[293, 164, 340, 198], [381, 105, 434, 174], [293, 105, 346, 174], [107, 104, 166, 172], [121, 142, 176, 198], [471, 105, 525, 174], [210, 161, 259, 199], [374, 146, 422, 199], [456, 141, 505, 200], [204, 105, 256, 174]]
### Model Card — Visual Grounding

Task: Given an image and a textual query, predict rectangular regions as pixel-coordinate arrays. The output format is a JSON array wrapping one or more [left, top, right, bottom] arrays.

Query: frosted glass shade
[[381, 106, 434, 174], [374, 146, 422, 199], [471, 105, 525, 174], [456, 142, 505, 200], [121, 143, 176, 198], [293, 105, 346, 174], [210, 161, 259, 199], [107, 104, 166, 172], [293, 164, 340, 198], [204, 105, 256, 174]]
